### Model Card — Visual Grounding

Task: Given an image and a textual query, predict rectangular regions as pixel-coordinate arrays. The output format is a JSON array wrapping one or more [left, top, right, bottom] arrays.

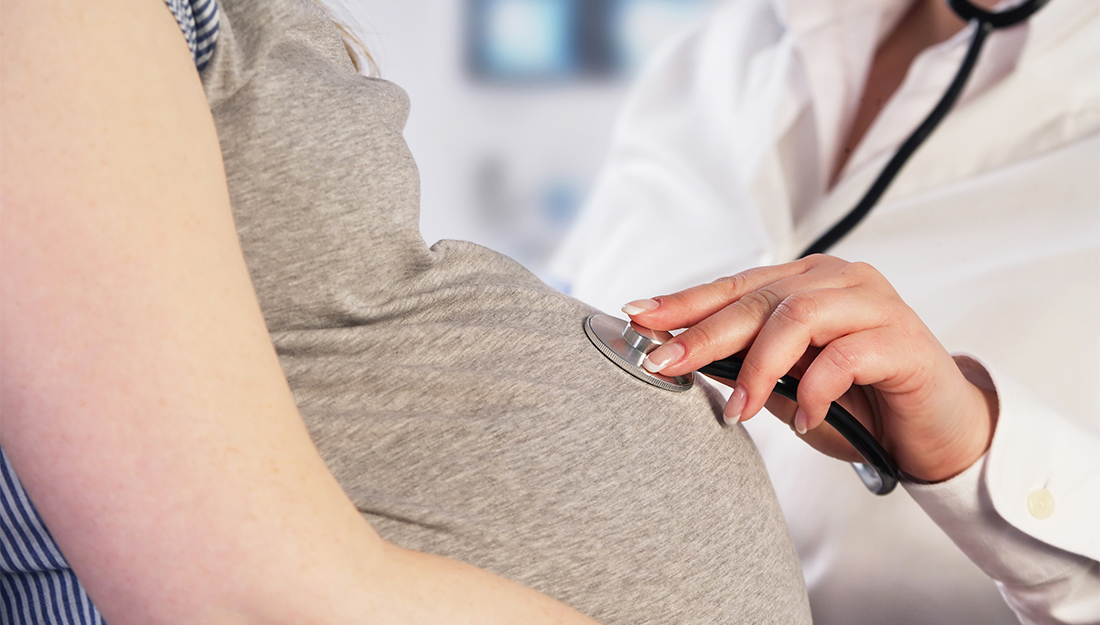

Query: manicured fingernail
[[642, 342, 684, 373], [794, 408, 809, 435], [723, 383, 748, 425], [622, 299, 660, 316]]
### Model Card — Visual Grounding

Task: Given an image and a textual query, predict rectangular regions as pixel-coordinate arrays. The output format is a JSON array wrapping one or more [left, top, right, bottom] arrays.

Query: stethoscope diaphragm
[[583, 313, 901, 495], [583, 314, 694, 392]]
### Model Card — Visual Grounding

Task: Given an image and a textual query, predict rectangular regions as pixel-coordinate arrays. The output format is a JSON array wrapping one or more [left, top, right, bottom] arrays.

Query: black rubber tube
[[949, 0, 1049, 29], [799, 19, 992, 258], [699, 356, 901, 495]]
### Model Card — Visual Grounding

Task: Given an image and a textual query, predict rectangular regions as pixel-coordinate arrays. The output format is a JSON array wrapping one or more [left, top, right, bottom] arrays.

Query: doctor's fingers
[[622, 258, 824, 330], [726, 286, 899, 422], [761, 393, 868, 464], [790, 329, 901, 437], [641, 273, 892, 379]]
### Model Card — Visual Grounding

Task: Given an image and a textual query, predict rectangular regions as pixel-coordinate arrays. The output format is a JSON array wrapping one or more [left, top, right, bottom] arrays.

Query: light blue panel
[[610, 0, 711, 72], [483, 0, 577, 76]]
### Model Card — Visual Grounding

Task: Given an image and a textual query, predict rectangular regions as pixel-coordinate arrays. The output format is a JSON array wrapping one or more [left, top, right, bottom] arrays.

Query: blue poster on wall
[[470, 0, 580, 78], [466, 0, 709, 82]]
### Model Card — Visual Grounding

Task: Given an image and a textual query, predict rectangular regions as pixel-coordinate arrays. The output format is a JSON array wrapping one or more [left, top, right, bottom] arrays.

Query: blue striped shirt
[[0, 2, 219, 622], [0, 449, 102, 625], [164, 0, 220, 72]]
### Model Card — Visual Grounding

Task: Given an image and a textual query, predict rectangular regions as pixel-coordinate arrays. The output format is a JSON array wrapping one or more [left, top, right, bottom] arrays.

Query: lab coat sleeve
[[905, 356, 1100, 625]]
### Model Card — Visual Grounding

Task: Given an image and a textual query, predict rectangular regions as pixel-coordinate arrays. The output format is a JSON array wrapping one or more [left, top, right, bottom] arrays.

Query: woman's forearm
[[0, 1, 598, 622]]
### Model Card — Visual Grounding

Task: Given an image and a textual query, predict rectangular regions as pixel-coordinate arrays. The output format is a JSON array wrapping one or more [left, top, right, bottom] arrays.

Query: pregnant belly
[[274, 241, 811, 625]]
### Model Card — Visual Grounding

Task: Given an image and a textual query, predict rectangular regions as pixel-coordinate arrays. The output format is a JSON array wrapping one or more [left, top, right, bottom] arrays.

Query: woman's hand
[[621, 255, 997, 483]]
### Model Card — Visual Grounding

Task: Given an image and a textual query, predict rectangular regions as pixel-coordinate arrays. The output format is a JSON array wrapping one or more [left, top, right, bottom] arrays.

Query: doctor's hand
[[622, 255, 997, 483]]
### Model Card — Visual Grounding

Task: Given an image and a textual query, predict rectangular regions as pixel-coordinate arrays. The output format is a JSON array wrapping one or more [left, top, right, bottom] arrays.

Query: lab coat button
[[1027, 488, 1055, 520]]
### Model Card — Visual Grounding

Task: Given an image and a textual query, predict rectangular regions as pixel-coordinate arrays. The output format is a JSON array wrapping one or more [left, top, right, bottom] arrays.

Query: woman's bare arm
[[0, 1, 597, 623]]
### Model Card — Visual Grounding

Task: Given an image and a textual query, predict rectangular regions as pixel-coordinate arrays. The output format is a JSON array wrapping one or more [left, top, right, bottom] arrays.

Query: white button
[[1027, 488, 1055, 520]]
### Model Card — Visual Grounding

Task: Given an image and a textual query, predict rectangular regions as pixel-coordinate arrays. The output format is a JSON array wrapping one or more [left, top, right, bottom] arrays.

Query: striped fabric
[[0, 2, 219, 622], [0, 449, 103, 625], [164, 0, 220, 71]]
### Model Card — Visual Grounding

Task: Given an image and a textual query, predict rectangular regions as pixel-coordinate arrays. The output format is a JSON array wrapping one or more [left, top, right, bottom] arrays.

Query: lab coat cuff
[[904, 354, 1099, 586], [957, 354, 1099, 561], [904, 450, 1085, 588]]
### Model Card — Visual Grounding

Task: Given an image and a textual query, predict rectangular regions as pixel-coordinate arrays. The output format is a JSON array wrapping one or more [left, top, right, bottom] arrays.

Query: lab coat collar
[[838, 14, 1029, 184], [770, 0, 911, 42], [748, 0, 1050, 259], [792, 0, 1099, 254]]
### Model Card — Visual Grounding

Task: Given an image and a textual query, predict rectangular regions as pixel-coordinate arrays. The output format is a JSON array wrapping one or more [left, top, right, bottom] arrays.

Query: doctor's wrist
[[904, 356, 1000, 484]]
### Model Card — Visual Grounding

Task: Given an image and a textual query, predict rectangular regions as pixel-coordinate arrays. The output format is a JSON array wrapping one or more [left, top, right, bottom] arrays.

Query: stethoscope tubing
[[698, 357, 902, 494], [799, 17, 992, 257], [800, 0, 1047, 256], [948, 0, 1050, 29]]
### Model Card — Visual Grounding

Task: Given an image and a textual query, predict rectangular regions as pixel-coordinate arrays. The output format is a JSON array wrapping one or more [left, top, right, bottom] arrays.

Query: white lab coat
[[551, 0, 1100, 623]]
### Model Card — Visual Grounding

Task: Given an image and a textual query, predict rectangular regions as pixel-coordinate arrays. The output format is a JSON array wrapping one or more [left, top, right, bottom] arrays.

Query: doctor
[[552, 0, 1099, 623]]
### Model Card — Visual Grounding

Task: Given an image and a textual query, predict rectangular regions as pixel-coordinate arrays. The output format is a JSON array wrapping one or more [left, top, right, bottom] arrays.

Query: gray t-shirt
[[202, 0, 811, 622]]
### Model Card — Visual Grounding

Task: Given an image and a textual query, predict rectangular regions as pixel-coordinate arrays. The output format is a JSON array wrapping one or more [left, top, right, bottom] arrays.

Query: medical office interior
[[318, 1, 1092, 624], [4, 0, 1095, 621], [325, 0, 714, 285]]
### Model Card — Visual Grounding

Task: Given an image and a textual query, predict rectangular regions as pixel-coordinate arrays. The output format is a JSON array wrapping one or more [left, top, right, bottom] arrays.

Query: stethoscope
[[584, 0, 1050, 495]]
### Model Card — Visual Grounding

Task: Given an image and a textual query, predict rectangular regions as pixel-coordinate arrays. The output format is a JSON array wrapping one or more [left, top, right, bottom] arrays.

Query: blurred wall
[[324, 0, 714, 283]]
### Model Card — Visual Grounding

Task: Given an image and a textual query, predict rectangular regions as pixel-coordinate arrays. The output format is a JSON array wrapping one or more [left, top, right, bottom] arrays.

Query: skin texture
[[1, 0, 600, 623]]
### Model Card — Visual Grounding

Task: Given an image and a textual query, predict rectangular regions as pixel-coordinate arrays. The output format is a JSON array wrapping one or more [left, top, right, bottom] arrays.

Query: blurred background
[[323, 0, 717, 285]]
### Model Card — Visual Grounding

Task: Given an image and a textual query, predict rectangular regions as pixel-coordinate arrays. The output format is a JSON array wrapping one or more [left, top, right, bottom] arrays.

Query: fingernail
[[642, 342, 684, 373], [794, 408, 809, 435], [622, 299, 660, 316], [723, 383, 748, 425]]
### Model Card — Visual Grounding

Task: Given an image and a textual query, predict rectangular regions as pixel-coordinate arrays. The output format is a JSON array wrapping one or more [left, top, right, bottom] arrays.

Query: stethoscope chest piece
[[585, 313, 900, 494], [584, 314, 694, 392]]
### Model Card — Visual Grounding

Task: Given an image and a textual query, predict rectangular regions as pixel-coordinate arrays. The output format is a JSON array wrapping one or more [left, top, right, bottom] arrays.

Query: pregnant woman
[[0, 1, 809, 623]]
